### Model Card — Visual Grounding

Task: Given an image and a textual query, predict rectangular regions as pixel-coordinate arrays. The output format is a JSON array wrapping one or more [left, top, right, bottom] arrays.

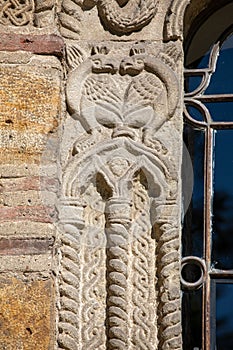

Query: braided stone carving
[[58, 223, 82, 349], [0, 0, 33, 26], [131, 177, 157, 348]]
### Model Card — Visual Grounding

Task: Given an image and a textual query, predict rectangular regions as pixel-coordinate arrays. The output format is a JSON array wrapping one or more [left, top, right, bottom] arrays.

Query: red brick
[[0, 238, 54, 255], [0, 206, 56, 223], [0, 33, 64, 56]]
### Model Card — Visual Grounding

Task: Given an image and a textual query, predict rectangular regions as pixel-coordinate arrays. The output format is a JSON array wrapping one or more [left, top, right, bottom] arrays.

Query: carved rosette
[[58, 43, 182, 349]]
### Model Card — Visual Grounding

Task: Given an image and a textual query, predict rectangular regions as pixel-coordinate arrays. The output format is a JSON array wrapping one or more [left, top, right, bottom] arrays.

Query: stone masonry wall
[[0, 1, 190, 349]]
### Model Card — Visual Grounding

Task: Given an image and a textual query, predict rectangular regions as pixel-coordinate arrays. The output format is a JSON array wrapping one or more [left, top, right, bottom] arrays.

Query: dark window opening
[[183, 3, 233, 349]]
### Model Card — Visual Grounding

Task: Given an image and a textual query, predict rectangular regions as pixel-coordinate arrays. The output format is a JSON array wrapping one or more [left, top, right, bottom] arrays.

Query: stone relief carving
[[164, 0, 191, 41], [97, 0, 158, 35], [66, 44, 179, 145], [0, 0, 34, 26], [58, 42, 182, 349], [60, 0, 158, 38], [0, 0, 55, 27], [34, 0, 55, 27]]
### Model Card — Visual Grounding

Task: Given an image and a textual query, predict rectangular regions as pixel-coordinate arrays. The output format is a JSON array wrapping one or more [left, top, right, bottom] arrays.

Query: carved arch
[[62, 137, 173, 199], [164, 0, 233, 41], [164, 0, 191, 41], [58, 128, 181, 349]]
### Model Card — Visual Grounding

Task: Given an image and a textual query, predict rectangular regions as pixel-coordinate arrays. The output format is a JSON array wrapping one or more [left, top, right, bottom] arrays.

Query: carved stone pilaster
[[58, 39, 183, 349]]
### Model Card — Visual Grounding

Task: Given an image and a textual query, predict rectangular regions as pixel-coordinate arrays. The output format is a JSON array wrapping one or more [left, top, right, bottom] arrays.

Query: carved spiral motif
[[98, 0, 157, 35], [106, 222, 130, 349], [58, 226, 82, 350], [157, 220, 182, 349]]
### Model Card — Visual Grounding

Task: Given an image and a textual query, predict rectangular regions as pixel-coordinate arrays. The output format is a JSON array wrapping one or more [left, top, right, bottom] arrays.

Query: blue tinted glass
[[212, 130, 233, 269], [182, 288, 202, 349], [216, 283, 233, 349], [204, 102, 233, 122], [185, 76, 204, 94], [186, 105, 206, 122], [206, 34, 233, 94], [198, 48, 212, 69], [186, 46, 212, 69], [183, 125, 204, 257]]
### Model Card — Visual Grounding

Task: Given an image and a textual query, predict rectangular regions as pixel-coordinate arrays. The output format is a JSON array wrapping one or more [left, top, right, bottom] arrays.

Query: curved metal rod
[[209, 42, 220, 73], [184, 98, 211, 126], [181, 256, 206, 290], [184, 42, 219, 98], [185, 71, 210, 97]]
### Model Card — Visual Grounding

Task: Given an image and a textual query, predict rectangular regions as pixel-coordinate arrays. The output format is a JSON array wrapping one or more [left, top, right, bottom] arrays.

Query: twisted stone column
[[105, 197, 131, 349], [156, 203, 182, 350]]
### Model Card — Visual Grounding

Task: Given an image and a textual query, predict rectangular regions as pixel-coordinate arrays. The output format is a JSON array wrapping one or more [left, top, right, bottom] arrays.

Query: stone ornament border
[[0, 0, 55, 27]]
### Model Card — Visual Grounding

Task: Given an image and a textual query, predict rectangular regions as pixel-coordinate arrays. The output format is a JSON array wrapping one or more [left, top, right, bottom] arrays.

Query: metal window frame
[[183, 25, 233, 350]]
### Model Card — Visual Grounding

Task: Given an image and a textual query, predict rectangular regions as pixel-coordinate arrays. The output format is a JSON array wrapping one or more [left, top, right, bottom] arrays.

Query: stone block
[[0, 55, 61, 165], [0, 278, 53, 349]]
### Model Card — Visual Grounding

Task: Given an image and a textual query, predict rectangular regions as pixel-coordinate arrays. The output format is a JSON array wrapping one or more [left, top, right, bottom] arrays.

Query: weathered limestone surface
[[0, 51, 61, 349], [0, 0, 192, 349], [0, 278, 53, 350]]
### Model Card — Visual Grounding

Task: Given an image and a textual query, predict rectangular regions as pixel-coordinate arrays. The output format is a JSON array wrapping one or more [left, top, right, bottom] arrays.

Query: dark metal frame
[[183, 26, 233, 350]]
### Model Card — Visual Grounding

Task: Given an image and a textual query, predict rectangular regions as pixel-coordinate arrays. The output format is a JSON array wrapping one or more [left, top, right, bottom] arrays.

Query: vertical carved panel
[[58, 41, 182, 349]]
